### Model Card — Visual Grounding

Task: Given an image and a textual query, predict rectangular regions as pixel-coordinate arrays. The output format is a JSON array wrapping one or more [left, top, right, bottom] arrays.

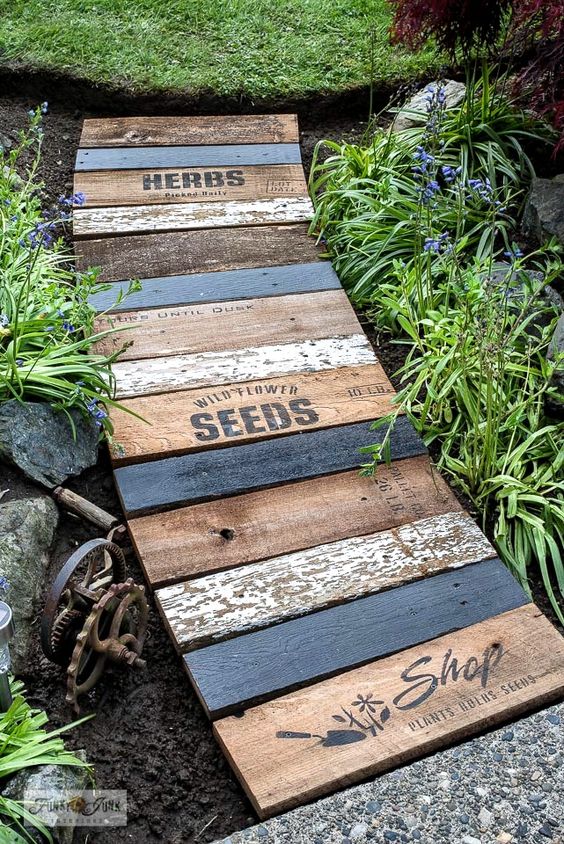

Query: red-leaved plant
[[389, 0, 564, 153]]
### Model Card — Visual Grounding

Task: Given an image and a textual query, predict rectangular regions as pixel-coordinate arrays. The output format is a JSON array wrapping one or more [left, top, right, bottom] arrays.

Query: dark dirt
[[0, 81, 562, 844]]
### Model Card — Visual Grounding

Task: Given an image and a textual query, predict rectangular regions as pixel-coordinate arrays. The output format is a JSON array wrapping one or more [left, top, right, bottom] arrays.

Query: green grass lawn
[[0, 0, 437, 99]]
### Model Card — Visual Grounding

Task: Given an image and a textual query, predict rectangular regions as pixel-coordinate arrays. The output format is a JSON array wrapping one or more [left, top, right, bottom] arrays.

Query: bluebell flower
[[4, 199, 10, 206], [86, 399, 108, 427], [72, 191, 86, 206], [62, 321, 76, 333], [424, 238, 440, 253], [421, 180, 441, 205], [441, 165, 461, 183], [504, 246, 523, 260], [0, 575, 10, 594], [15, 358, 24, 366], [0, 314, 8, 328], [27, 109, 35, 118], [40, 101, 48, 114]]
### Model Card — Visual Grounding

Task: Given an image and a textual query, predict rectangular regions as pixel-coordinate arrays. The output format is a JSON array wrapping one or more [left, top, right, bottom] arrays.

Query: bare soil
[[0, 84, 560, 844]]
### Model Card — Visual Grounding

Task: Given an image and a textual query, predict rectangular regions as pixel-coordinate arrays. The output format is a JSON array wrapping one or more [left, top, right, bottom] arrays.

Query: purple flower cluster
[[86, 399, 108, 427], [424, 232, 451, 254], [19, 218, 57, 249], [59, 192, 86, 208]]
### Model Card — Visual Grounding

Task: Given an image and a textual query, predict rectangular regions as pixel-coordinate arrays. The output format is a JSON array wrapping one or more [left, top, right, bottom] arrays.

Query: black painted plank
[[184, 558, 528, 719], [75, 144, 302, 171], [89, 262, 341, 313], [114, 417, 425, 517]]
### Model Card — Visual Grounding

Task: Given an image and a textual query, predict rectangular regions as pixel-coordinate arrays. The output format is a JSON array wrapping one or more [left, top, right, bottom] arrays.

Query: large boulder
[[0, 496, 58, 674], [0, 401, 99, 488], [1, 752, 90, 844], [392, 80, 466, 132], [523, 174, 564, 248]]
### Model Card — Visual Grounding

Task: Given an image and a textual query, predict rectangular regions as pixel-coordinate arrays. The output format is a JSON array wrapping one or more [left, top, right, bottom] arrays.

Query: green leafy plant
[[0, 680, 91, 843], [310, 66, 552, 308], [0, 106, 138, 438], [310, 76, 564, 620]]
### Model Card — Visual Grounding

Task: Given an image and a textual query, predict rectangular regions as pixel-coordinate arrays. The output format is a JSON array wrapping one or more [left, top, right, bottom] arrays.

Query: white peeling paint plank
[[73, 197, 314, 236], [156, 511, 495, 652], [112, 334, 376, 399]]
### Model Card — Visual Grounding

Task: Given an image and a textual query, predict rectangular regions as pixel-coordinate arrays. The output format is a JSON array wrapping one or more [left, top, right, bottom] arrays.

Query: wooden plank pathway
[[74, 114, 564, 819]]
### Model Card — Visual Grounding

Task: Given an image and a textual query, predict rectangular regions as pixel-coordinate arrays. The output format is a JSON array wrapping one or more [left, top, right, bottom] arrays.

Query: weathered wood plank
[[185, 558, 529, 719], [94, 289, 362, 361], [75, 224, 321, 282], [109, 364, 395, 464], [75, 143, 302, 171], [111, 334, 377, 399], [114, 416, 425, 516], [214, 604, 564, 818], [128, 456, 462, 587], [79, 115, 300, 147], [73, 197, 314, 237], [157, 511, 495, 652], [75, 165, 308, 207], [88, 261, 338, 314]]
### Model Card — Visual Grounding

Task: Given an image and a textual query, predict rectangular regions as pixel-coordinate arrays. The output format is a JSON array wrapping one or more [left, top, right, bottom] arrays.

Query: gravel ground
[[213, 703, 563, 844]]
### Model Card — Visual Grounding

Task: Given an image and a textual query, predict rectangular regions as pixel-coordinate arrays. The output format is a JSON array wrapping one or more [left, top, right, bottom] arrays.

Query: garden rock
[[392, 80, 466, 132], [0, 400, 100, 488], [523, 175, 564, 248], [1, 751, 90, 844], [0, 496, 58, 674]]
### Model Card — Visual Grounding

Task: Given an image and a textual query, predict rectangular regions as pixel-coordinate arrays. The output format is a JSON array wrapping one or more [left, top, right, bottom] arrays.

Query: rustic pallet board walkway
[[109, 364, 395, 464], [74, 113, 564, 821], [114, 417, 424, 516], [156, 511, 495, 652], [184, 559, 528, 718], [88, 262, 338, 314], [79, 115, 299, 147], [214, 604, 564, 817], [73, 197, 314, 237], [128, 455, 460, 587], [93, 289, 363, 360], [76, 165, 308, 207], [75, 224, 322, 283]]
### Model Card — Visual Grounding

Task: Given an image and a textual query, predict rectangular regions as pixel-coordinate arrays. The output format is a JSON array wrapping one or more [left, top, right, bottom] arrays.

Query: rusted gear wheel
[[66, 578, 148, 713], [41, 539, 127, 666]]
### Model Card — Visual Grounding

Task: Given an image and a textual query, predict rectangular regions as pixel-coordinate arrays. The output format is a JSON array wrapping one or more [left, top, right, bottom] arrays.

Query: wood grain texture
[[75, 224, 321, 282], [111, 334, 377, 399], [79, 114, 300, 147], [75, 143, 302, 171], [75, 165, 308, 207], [110, 364, 396, 464], [114, 416, 425, 516], [94, 289, 362, 361], [88, 261, 338, 314], [185, 558, 529, 719], [157, 511, 495, 652], [73, 197, 314, 236], [128, 456, 462, 587], [214, 604, 564, 817]]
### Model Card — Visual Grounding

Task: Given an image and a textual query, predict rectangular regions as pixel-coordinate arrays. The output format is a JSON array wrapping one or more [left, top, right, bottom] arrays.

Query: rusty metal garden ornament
[[41, 538, 149, 712]]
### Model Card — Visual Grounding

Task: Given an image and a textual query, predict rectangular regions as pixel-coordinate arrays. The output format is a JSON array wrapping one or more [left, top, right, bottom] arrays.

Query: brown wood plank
[[109, 364, 395, 464], [128, 455, 461, 587], [74, 225, 321, 281], [213, 604, 564, 818], [80, 115, 299, 147], [93, 289, 361, 361], [75, 165, 307, 207]]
